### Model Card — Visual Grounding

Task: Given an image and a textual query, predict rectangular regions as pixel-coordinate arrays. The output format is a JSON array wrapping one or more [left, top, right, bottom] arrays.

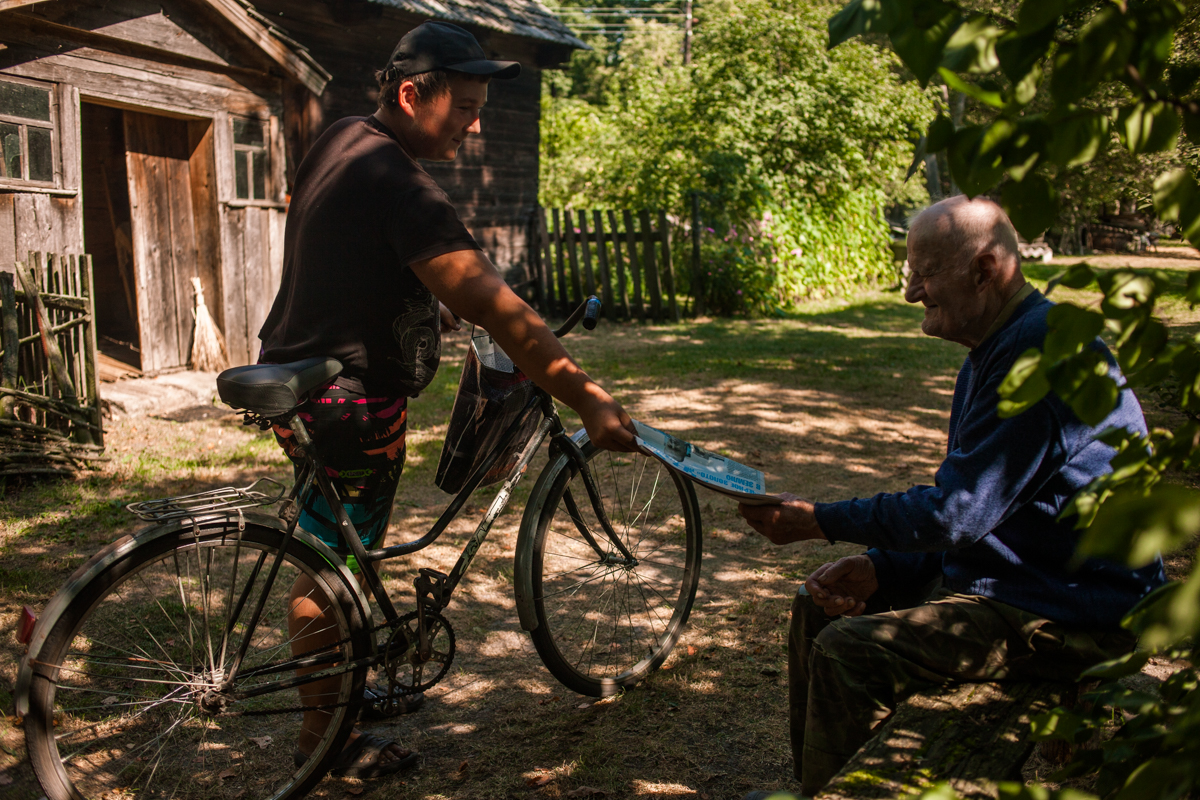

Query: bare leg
[[288, 573, 410, 763]]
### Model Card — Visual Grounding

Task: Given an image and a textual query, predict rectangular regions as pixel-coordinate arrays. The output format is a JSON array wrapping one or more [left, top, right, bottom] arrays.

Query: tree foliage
[[830, 2, 1200, 798], [541, 0, 935, 313]]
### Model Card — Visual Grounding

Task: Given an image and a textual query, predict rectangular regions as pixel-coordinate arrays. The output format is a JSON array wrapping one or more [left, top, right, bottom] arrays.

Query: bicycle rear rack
[[126, 478, 286, 522]]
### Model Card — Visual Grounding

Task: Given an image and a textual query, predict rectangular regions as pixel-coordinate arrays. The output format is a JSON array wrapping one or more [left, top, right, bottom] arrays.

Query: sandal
[[360, 685, 425, 721], [293, 733, 419, 779]]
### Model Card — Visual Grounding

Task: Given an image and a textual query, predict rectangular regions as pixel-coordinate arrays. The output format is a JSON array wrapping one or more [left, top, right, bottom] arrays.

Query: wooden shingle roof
[[367, 0, 587, 49]]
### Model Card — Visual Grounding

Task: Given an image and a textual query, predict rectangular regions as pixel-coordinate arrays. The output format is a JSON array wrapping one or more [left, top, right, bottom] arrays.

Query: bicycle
[[15, 298, 703, 800]]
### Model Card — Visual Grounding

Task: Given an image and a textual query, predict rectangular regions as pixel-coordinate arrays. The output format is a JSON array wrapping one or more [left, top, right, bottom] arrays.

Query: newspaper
[[633, 421, 783, 505]]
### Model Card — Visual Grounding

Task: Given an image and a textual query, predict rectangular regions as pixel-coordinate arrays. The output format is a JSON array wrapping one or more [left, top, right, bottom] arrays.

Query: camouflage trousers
[[789, 586, 1137, 795]]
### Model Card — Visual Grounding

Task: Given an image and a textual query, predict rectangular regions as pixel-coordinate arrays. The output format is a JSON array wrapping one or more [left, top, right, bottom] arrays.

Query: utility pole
[[682, 0, 693, 65]]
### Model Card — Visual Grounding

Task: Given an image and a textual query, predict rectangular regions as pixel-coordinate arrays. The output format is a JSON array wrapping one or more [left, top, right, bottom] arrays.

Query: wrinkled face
[[904, 235, 983, 346], [408, 74, 488, 161]]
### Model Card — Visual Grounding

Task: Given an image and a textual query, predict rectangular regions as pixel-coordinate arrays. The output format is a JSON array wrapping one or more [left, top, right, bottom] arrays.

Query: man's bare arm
[[410, 248, 636, 451]]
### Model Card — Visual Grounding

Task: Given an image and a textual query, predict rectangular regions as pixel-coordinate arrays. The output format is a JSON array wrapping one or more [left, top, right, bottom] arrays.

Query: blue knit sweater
[[813, 291, 1165, 630]]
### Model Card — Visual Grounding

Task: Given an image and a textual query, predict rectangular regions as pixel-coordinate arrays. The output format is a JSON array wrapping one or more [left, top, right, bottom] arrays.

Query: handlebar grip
[[583, 296, 601, 330]]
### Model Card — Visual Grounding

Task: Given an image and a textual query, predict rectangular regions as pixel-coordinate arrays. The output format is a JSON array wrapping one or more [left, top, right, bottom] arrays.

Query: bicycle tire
[[24, 517, 370, 800], [521, 435, 702, 696]]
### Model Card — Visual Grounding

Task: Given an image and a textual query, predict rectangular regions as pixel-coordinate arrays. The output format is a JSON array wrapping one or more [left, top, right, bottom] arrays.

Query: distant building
[[1, 0, 583, 373]]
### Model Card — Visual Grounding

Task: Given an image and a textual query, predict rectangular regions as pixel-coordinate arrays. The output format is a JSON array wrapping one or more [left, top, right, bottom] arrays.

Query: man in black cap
[[260, 21, 637, 780]]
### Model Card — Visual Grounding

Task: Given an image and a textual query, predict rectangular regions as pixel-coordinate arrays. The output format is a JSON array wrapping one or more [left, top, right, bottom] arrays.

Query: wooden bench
[[817, 681, 1069, 800]]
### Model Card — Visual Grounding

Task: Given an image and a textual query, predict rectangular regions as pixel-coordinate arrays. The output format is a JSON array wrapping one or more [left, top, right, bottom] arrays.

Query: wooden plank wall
[[532, 207, 681, 323]]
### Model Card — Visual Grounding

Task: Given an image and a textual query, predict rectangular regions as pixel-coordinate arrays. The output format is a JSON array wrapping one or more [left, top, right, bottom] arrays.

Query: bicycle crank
[[384, 610, 456, 693]]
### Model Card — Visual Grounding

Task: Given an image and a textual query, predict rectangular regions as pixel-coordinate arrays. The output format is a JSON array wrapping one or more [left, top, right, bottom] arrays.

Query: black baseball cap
[[383, 22, 520, 80]]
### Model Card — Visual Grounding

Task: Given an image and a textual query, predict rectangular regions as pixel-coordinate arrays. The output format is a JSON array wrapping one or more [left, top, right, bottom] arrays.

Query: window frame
[[0, 75, 58, 189], [230, 115, 271, 203]]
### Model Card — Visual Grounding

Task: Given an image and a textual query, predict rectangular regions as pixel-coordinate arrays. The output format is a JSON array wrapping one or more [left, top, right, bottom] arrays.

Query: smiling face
[[405, 73, 488, 161], [904, 234, 986, 347]]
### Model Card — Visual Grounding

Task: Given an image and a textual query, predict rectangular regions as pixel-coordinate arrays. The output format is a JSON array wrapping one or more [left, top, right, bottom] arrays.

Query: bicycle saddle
[[216, 357, 343, 416]]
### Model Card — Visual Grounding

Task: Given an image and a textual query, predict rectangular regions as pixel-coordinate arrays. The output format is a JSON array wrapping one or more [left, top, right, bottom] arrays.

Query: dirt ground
[[1, 251, 1197, 800]]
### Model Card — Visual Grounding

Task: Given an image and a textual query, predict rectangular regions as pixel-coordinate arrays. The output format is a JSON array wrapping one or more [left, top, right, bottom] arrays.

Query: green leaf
[[1016, 0, 1070, 34], [1029, 708, 1097, 744], [946, 122, 1010, 196], [1122, 582, 1180, 647], [1117, 102, 1181, 155], [940, 15, 1001, 73], [1167, 63, 1200, 98], [1185, 105, 1200, 147], [889, 0, 963, 85], [918, 782, 962, 800], [926, 114, 955, 152], [1114, 757, 1195, 800], [829, 0, 904, 48], [1067, 372, 1120, 427], [1047, 263, 1096, 294], [1116, 318, 1168, 373], [1049, 8, 1136, 105], [1046, 110, 1110, 168], [998, 348, 1050, 417], [1079, 649, 1151, 680], [1187, 272, 1200, 305], [1002, 175, 1057, 240], [906, 135, 928, 182], [1097, 270, 1161, 312], [996, 24, 1056, 84], [1010, 63, 1043, 107], [1044, 304, 1105, 362], [1080, 484, 1200, 567], [938, 68, 1004, 108], [1152, 168, 1200, 244]]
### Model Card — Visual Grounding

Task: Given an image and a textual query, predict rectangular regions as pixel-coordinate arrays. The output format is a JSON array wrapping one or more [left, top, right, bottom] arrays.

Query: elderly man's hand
[[738, 493, 826, 545], [805, 555, 879, 617]]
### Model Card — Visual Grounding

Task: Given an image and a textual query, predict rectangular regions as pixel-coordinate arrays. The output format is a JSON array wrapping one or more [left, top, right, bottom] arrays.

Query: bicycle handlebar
[[553, 296, 602, 337]]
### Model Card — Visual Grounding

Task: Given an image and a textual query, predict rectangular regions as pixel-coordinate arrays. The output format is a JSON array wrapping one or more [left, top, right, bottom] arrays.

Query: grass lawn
[[0, 250, 1196, 799]]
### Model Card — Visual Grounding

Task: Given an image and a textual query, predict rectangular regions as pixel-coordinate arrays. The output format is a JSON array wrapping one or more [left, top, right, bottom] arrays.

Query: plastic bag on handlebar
[[435, 328, 541, 494]]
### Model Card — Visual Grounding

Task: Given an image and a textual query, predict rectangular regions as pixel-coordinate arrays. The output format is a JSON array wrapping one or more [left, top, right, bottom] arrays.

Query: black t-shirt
[[259, 116, 480, 396]]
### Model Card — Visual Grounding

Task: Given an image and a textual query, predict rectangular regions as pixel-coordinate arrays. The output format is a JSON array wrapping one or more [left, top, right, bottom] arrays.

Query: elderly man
[[739, 196, 1165, 795]]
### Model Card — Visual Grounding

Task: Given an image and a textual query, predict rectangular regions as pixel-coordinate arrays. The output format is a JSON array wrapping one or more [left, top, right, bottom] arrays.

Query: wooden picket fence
[[0, 252, 106, 479], [529, 208, 682, 323]]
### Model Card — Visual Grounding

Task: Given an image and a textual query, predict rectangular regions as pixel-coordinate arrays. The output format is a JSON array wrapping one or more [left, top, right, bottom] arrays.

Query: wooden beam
[[201, 0, 331, 95], [0, 0, 50, 11], [4, 13, 273, 84]]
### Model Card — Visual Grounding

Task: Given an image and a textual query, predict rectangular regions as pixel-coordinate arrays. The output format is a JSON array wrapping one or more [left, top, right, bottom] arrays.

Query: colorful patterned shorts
[[273, 383, 407, 571]]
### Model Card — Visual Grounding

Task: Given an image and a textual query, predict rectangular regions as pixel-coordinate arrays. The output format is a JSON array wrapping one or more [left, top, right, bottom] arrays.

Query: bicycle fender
[[514, 429, 589, 633], [13, 512, 373, 717]]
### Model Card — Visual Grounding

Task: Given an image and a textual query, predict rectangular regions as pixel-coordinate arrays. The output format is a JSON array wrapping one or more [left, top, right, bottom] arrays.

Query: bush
[[540, 0, 934, 313]]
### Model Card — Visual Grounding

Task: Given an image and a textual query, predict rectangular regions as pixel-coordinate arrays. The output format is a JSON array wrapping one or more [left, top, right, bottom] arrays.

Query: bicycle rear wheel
[[522, 436, 702, 696], [24, 518, 370, 800]]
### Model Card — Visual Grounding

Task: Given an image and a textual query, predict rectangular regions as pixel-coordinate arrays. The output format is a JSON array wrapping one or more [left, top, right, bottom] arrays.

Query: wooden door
[[123, 111, 200, 373]]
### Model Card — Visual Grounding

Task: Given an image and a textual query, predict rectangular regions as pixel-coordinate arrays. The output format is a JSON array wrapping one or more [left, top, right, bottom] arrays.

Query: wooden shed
[[2, 0, 583, 375], [0, 0, 330, 373], [250, 0, 586, 287]]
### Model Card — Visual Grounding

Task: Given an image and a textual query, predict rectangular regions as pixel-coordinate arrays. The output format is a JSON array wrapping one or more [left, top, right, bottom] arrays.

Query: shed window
[[0, 79, 55, 184], [233, 117, 269, 200]]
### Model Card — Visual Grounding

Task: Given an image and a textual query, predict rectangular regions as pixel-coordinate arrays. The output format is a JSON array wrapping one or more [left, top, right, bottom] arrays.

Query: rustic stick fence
[[530, 207, 688, 323], [0, 251, 107, 479]]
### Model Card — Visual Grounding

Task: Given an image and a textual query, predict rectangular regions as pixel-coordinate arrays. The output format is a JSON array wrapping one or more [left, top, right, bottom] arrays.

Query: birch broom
[[189, 276, 229, 372]]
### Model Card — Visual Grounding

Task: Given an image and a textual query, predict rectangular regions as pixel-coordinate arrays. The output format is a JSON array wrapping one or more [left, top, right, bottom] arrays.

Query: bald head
[[908, 195, 1021, 277], [904, 196, 1029, 349]]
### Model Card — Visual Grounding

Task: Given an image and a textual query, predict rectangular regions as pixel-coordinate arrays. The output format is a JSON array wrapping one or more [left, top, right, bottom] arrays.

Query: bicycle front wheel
[[522, 436, 702, 696], [24, 518, 370, 800]]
